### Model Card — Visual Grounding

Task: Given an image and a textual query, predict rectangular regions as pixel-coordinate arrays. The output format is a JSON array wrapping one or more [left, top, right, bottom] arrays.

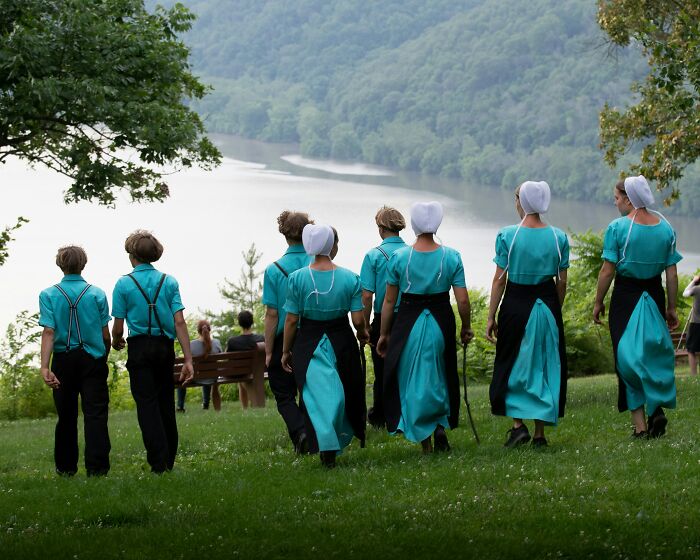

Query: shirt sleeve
[[96, 289, 111, 327], [261, 266, 278, 308], [111, 280, 127, 319], [451, 250, 467, 288], [559, 231, 571, 270], [38, 290, 55, 329], [349, 274, 364, 312], [168, 277, 185, 315], [601, 222, 619, 264], [283, 274, 300, 315], [212, 339, 223, 354], [386, 252, 400, 286], [683, 279, 699, 298], [493, 230, 508, 270], [359, 252, 376, 293], [665, 225, 683, 267]]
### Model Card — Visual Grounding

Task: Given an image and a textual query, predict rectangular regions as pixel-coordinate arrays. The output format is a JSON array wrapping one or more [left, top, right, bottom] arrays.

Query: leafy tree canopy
[[0, 0, 221, 205], [598, 1, 700, 204]]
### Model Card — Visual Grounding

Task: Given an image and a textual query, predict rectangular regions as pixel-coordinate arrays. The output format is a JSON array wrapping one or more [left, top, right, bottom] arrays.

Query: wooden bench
[[672, 331, 688, 364], [173, 342, 266, 408]]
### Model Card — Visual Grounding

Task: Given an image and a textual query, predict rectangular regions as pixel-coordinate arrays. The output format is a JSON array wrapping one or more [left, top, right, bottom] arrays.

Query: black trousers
[[268, 332, 306, 446], [52, 349, 111, 475], [367, 315, 385, 424], [126, 336, 177, 472]]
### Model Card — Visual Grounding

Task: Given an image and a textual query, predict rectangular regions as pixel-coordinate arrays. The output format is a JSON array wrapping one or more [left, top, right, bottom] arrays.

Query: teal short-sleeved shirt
[[493, 225, 570, 285], [360, 236, 407, 313], [386, 245, 466, 295], [284, 266, 363, 321], [262, 244, 312, 336], [602, 216, 682, 279], [39, 275, 111, 359], [112, 264, 184, 340]]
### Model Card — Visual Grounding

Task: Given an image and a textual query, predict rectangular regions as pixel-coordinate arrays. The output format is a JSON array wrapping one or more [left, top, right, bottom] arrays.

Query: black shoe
[[433, 426, 451, 452], [648, 408, 668, 438], [176, 407, 185, 413], [320, 451, 336, 469], [295, 432, 309, 455], [86, 469, 109, 477], [56, 469, 76, 477], [202, 403, 209, 410], [504, 424, 531, 448], [367, 407, 385, 429], [531, 437, 548, 448], [631, 429, 649, 439]]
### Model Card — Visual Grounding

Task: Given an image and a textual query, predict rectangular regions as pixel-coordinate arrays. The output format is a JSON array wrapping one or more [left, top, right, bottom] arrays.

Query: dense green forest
[[161, 0, 700, 213]]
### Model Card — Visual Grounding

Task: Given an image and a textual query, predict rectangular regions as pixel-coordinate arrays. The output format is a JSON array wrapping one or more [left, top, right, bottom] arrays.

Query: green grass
[[2, 373, 700, 559]]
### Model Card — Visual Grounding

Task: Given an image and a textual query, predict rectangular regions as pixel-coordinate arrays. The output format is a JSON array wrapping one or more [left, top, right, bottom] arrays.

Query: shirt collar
[[61, 274, 85, 282], [285, 244, 306, 254], [133, 263, 155, 272], [381, 236, 404, 245]]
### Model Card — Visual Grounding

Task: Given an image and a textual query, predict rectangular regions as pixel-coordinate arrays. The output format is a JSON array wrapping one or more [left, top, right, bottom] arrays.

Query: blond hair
[[375, 206, 406, 232]]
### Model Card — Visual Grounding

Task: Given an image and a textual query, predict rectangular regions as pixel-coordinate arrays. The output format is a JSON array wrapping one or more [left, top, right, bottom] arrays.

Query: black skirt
[[383, 291, 460, 432], [291, 316, 366, 453], [609, 274, 666, 412], [489, 279, 567, 418]]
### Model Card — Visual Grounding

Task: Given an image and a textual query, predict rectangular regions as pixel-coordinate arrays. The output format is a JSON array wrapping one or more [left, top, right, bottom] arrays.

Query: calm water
[[1, 134, 699, 332]]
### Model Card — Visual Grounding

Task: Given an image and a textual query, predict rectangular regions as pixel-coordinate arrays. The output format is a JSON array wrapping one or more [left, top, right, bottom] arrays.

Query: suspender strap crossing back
[[376, 246, 390, 260], [274, 261, 289, 277], [127, 273, 167, 336], [54, 283, 92, 351]]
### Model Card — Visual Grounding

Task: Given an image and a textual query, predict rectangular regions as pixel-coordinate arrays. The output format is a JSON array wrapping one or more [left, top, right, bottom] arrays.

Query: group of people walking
[[38, 174, 688, 474]]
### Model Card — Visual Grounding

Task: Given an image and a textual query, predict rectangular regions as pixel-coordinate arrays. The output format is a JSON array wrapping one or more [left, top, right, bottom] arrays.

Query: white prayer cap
[[302, 224, 335, 256], [623, 175, 655, 209], [519, 181, 551, 215], [410, 201, 443, 235]]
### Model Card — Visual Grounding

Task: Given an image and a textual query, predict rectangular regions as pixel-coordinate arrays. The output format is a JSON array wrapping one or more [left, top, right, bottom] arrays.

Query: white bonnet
[[302, 224, 335, 256], [410, 201, 444, 235]]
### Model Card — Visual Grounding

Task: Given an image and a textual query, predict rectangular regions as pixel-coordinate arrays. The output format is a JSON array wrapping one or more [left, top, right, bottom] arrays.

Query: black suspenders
[[127, 273, 167, 336], [53, 283, 92, 351], [273, 261, 289, 277], [376, 246, 390, 260]]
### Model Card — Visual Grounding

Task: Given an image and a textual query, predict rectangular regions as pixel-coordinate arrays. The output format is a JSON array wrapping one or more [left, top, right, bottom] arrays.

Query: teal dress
[[385, 246, 466, 442], [493, 225, 569, 425], [603, 216, 682, 414], [285, 266, 363, 453]]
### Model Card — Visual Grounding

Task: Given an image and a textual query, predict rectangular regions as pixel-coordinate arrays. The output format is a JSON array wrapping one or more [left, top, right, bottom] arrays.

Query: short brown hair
[[56, 246, 87, 274], [375, 206, 405, 232], [615, 179, 627, 193], [278, 211, 313, 242], [124, 230, 163, 263]]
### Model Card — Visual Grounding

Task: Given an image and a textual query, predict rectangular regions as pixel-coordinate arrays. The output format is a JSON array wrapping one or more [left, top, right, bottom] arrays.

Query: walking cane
[[462, 342, 480, 444], [360, 342, 368, 448], [677, 312, 692, 352]]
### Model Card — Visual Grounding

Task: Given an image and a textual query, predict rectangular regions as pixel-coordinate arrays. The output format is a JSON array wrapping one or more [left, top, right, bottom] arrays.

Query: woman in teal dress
[[487, 181, 569, 448], [282, 224, 369, 468], [377, 201, 474, 454], [593, 176, 681, 438]]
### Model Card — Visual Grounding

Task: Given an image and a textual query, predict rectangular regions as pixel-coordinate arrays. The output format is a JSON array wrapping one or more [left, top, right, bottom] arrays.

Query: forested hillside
[[164, 0, 700, 212]]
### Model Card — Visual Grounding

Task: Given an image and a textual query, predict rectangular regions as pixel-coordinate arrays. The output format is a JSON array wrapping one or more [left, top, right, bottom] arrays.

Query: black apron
[[383, 291, 459, 432], [489, 279, 567, 418], [291, 316, 366, 453], [609, 274, 666, 412]]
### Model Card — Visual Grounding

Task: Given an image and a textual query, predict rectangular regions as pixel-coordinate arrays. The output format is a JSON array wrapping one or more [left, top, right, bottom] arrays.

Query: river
[[1, 134, 698, 333]]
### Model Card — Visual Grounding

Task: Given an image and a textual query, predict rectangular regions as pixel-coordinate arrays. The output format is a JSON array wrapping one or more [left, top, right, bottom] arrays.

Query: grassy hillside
[[1, 374, 700, 559], [161, 0, 700, 213]]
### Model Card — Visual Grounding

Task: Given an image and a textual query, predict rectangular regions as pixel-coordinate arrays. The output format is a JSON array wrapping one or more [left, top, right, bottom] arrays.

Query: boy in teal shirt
[[39, 246, 111, 476], [112, 230, 193, 473]]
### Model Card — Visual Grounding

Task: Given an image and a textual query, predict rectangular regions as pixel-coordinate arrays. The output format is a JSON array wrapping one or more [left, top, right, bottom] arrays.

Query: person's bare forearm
[[595, 262, 616, 305], [282, 313, 299, 353], [361, 290, 373, 330], [488, 271, 507, 320], [174, 313, 192, 361], [454, 287, 471, 329], [264, 307, 279, 353], [556, 270, 568, 306], [666, 265, 678, 310], [380, 285, 398, 337], [40, 329, 54, 370]]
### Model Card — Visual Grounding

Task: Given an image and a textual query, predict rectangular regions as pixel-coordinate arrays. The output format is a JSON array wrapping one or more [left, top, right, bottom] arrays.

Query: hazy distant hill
[[162, 0, 700, 213]]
